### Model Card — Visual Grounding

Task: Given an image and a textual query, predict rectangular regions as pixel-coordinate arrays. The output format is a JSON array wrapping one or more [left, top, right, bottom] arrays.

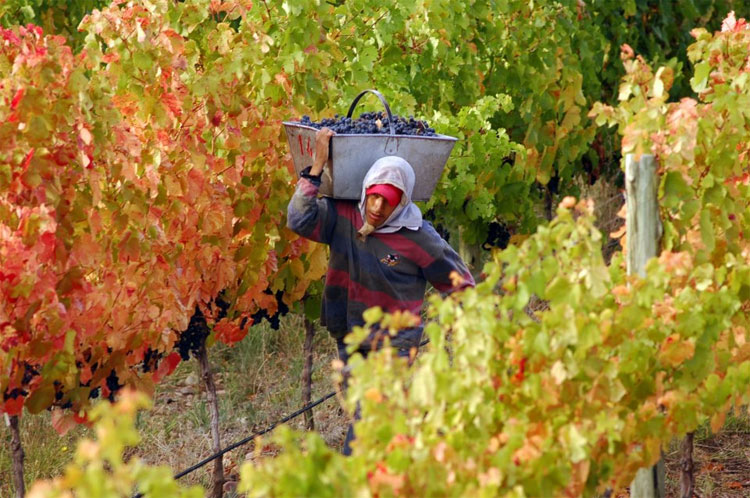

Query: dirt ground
[[608, 420, 750, 498], [662, 427, 750, 498]]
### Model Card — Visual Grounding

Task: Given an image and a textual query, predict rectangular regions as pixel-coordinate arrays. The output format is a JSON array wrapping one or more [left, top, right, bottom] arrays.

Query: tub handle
[[346, 89, 396, 136]]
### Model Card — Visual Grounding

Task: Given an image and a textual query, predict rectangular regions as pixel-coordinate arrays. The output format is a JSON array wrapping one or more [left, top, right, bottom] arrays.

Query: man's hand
[[310, 127, 335, 176]]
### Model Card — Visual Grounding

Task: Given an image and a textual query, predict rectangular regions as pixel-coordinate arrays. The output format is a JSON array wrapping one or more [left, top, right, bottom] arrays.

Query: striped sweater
[[287, 174, 474, 341]]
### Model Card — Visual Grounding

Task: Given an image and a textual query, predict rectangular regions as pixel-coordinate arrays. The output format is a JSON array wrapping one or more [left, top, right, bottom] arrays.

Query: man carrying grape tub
[[286, 127, 474, 455]]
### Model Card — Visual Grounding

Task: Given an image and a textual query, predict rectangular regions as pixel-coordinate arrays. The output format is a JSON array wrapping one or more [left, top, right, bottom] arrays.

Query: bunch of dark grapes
[[483, 222, 511, 250], [172, 290, 291, 361], [423, 208, 451, 243], [2, 362, 36, 403], [298, 112, 437, 137], [216, 289, 290, 330], [22, 362, 38, 384], [3, 387, 27, 401], [6, 355, 166, 412], [215, 293, 231, 320], [105, 370, 123, 402], [54, 380, 74, 409], [141, 347, 163, 373], [174, 306, 211, 360], [249, 290, 290, 330]]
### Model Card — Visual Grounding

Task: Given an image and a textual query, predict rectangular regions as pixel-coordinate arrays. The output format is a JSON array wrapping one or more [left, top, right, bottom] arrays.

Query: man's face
[[365, 193, 398, 228]]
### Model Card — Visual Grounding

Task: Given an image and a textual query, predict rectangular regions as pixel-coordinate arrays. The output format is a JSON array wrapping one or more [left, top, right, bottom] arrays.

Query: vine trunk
[[302, 318, 316, 431], [198, 343, 224, 498], [9, 414, 25, 498], [679, 432, 695, 498]]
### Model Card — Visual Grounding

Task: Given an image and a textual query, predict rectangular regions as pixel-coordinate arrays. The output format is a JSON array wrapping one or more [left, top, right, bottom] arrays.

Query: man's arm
[[286, 128, 337, 244], [308, 127, 334, 177], [420, 224, 475, 294]]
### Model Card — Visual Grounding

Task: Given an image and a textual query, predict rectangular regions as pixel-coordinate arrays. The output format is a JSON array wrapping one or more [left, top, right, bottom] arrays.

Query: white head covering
[[357, 156, 423, 239]]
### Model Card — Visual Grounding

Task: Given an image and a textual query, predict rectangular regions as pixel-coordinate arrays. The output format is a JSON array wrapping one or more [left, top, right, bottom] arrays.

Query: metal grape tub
[[283, 89, 457, 201]]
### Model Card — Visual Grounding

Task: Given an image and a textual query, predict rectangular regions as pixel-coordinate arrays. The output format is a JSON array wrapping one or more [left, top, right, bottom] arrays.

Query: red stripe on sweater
[[326, 268, 423, 315], [376, 232, 435, 268], [335, 201, 362, 229]]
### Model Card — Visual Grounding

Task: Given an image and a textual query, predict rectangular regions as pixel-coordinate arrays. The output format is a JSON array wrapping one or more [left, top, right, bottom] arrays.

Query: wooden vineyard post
[[8, 414, 25, 498], [198, 342, 224, 498], [301, 318, 316, 431], [625, 154, 662, 279], [626, 154, 665, 498]]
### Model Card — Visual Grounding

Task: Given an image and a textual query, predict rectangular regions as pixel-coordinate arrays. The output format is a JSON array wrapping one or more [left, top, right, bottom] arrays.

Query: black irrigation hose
[[173, 338, 430, 480], [175, 390, 338, 480], [133, 337, 432, 497], [132, 391, 337, 498]]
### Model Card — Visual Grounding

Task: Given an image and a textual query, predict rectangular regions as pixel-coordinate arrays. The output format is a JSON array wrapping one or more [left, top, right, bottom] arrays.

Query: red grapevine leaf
[[51, 409, 77, 435], [21, 148, 35, 172], [10, 88, 24, 110], [153, 352, 181, 383], [160, 91, 183, 118], [214, 319, 247, 345], [3, 396, 25, 416]]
